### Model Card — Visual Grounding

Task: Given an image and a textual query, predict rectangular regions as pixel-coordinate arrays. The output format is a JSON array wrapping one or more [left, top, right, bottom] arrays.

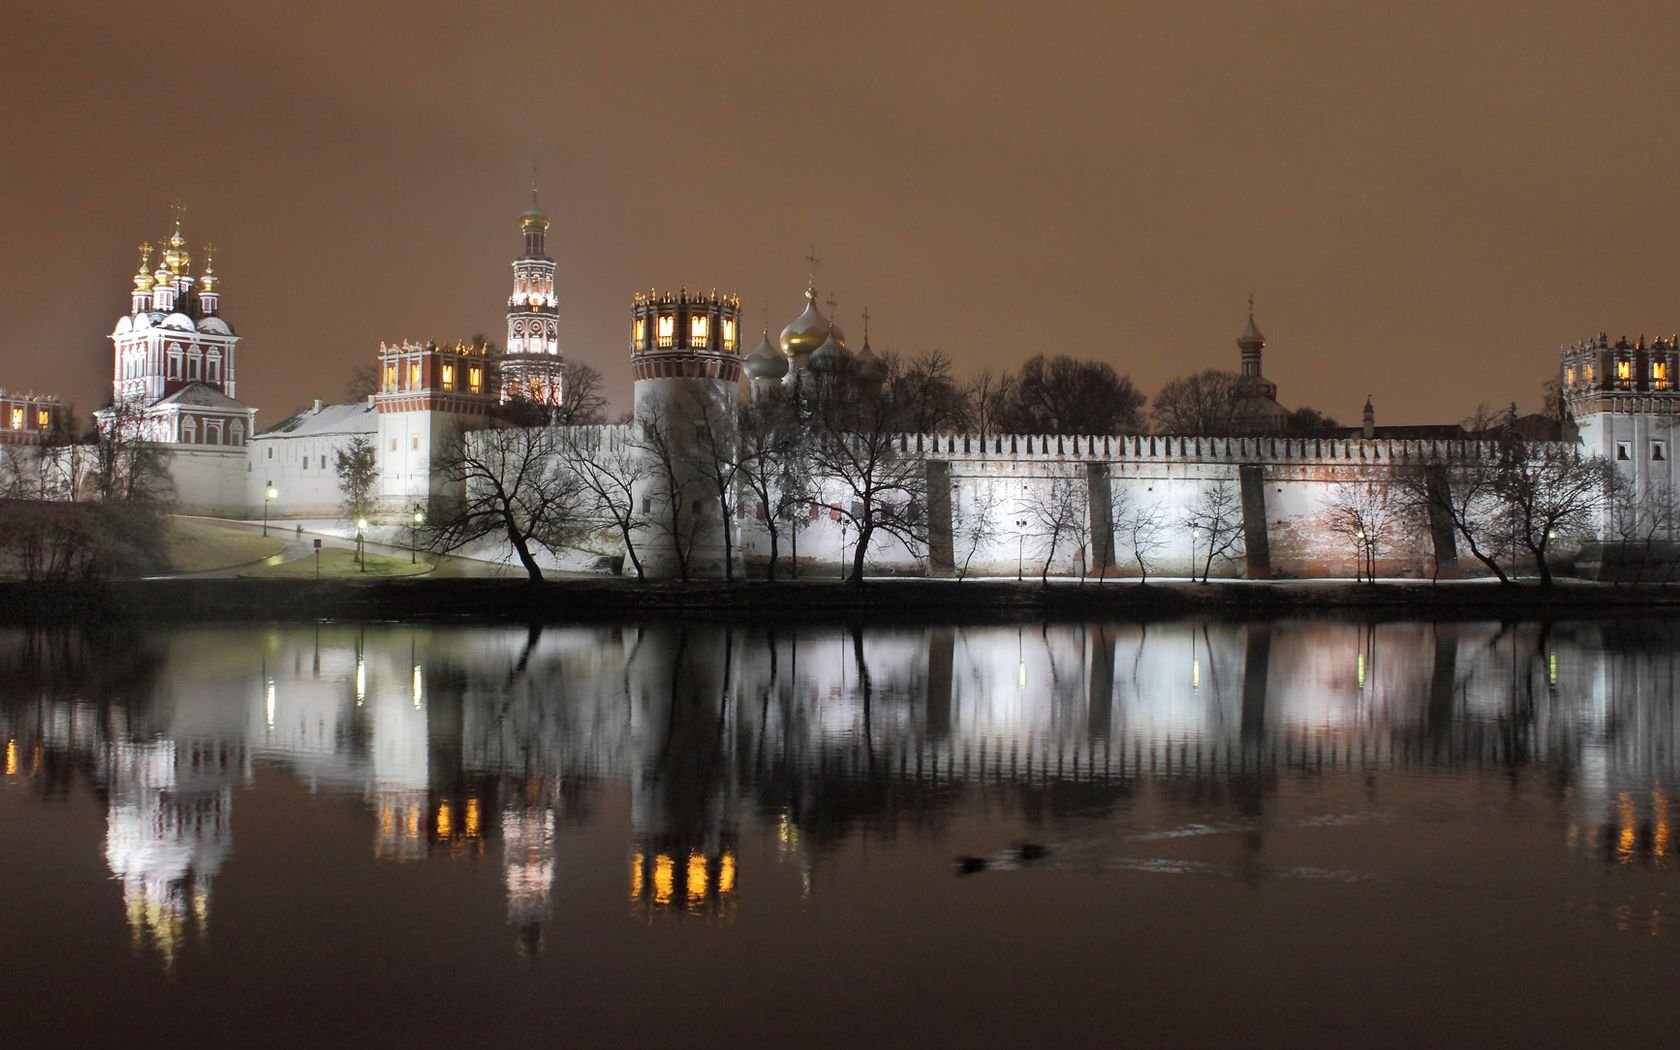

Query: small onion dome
[[808, 329, 850, 374], [854, 338, 885, 383], [1237, 315, 1265, 349], [743, 331, 788, 379], [780, 289, 834, 358], [520, 200, 549, 231]]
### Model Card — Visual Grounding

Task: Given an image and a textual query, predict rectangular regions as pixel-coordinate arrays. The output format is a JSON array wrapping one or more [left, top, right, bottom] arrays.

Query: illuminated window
[[721, 317, 735, 351], [1564, 366, 1575, 387], [1584, 362, 1595, 383], [384, 363, 397, 390], [1655, 359, 1669, 391], [1617, 358, 1632, 389], [9, 408, 21, 430], [690, 314, 709, 348], [409, 362, 421, 388], [468, 367, 482, 394], [656, 314, 675, 348], [36, 409, 49, 429], [633, 317, 645, 347], [441, 363, 454, 390]]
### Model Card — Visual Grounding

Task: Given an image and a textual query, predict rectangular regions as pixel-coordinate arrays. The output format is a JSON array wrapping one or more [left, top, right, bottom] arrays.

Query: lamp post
[[411, 505, 425, 564], [839, 519, 849, 581], [263, 480, 276, 537], [356, 518, 368, 573], [1015, 518, 1027, 581]]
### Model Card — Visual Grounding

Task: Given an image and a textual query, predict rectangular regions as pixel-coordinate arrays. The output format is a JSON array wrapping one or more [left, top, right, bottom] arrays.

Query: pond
[[1, 618, 1676, 1047]]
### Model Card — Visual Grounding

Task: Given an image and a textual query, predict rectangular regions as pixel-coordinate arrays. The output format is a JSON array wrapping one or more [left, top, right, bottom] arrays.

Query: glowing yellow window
[[36, 409, 49, 428], [1655, 360, 1669, 390], [384, 363, 397, 390], [1564, 366, 1575, 387], [1585, 363, 1595, 383], [1617, 359, 1632, 387], [721, 317, 735, 351], [633, 317, 645, 347], [690, 315, 709, 348], [409, 362, 421, 388], [656, 314, 675, 348], [9, 408, 21, 430], [468, 367, 482, 394], [440, 363, 454, 390]]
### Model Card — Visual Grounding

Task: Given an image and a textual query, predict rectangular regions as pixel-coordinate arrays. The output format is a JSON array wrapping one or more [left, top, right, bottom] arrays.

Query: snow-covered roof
[[257, 399, 377, 439], [153, 383, 254, 413]]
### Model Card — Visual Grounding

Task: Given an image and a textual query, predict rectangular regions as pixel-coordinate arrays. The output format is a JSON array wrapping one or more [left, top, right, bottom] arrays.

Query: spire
[[199, 243, 218, 291], [133, 243, 154, 291], [803, 247, 820, 299]]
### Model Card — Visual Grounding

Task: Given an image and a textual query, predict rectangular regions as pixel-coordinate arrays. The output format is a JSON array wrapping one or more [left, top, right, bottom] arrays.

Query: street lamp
[[263, 480, 276, 537], [839, 518, 849, 581], [411, 505, 425, 564], [1015, 519, 1027, 581], [356, 518, 368, 573]]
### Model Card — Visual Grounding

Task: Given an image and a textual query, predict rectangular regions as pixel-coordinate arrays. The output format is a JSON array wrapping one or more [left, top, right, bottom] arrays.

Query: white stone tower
[[499, 174, 564, 411], [628, 288, 744, 577]]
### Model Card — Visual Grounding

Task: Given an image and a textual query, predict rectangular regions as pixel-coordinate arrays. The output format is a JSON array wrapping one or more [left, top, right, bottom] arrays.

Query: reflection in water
[[2, 618, 1679, 965]]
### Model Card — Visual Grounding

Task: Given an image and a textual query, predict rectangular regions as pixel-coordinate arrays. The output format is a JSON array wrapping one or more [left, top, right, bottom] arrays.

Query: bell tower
[[500, 168, 564, 411]]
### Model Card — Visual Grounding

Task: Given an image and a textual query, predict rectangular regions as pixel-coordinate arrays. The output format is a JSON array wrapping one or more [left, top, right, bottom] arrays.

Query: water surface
[[2, 619, 1677, 1047]]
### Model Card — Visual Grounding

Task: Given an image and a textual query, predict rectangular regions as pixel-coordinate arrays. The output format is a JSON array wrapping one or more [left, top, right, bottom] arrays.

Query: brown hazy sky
[[4, 1, 1679, 427]]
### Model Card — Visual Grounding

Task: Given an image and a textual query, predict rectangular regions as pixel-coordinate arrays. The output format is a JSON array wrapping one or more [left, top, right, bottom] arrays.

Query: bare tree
[[1184, 477, 1245, 582], [1609, 474, 1676, 584], [1023, 476, 1088, 585], [91, 399, 176, 508], [1396, 452, 1511, 583], [898, 350, 970, 434], [994, 355, 1146, 435], [345, 363, 379, 401], [1322, 476, 1401, 582], [807, 354, 929, 583], [964, 369, 1014, 439], [952, 484, 1004, 581], [1151, 369, 1238, 435], [630, 400, 710, 582], [735, 394, 810, 581], [1496, 444, 1613, 585], [560, 425, 648, 579], [685, 386, 740, 580], [429, 423, 584, 582], [1112, 487, 1170, 583], [555, 361, 611, 426]]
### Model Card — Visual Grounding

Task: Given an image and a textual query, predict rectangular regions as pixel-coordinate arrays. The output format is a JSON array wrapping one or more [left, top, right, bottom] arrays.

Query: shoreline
[[5, 576, 1680, 626]]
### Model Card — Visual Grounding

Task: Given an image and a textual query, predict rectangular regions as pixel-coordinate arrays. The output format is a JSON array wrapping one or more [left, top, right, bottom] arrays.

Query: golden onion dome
[[520, 203, 549, 232], [779, 288, 837, 358], [133, 243, 154, 292]]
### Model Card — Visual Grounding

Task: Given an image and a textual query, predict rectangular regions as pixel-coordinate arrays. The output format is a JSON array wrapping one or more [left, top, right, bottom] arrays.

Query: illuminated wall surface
[[1, 619, 1676, 961]]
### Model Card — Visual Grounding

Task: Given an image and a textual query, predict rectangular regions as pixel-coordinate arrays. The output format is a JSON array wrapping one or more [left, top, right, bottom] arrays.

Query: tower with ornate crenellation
[[1561, 332, 1680, 536]]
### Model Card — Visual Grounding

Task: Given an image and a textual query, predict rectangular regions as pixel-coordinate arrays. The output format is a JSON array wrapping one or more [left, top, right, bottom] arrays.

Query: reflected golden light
[[465, 797, 481, 838], [4, 739, 17, 776], [1018, 661, 1027, 688], [355, 656, 366, 705], [653, 853, 675, 905], [406, 805, 421, 841], [1655, 787, 1670, 859], [719, 851, 736, 895], [265, 679, 276, 728], [436, 802, 453, 839], [1549, 651, 1557, 686], [1618, 792, 1636, 864], [1191, 658, 1200, 689], [687, 852, 708, 904], [412, 664, 423, 709], [1356, 653, 1366, 688], [380, 804, 395, 840], [630, 852, 644, 900]]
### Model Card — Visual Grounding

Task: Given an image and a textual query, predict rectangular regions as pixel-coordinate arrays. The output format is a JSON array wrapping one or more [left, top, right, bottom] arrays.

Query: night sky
[[5, 1, 1678, 427]]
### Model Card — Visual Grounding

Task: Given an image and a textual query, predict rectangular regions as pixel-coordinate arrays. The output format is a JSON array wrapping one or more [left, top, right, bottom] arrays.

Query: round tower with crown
[[628, 287, 744, 577]]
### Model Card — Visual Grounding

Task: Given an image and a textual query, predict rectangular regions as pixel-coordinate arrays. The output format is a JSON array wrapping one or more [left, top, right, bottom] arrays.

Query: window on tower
[[1584, 362, 1595, 383], [1654, 359, 1669, 390], [385, 363, 397, 390], [721, 317, 735, 351], [690, 315, 709, 348], [633, 318, 645, 348], [409, 362, 421, 388], [1617, 359, 1632, 389], [469, 366, 482, 394], [441, 363, 455, 390], [1564, 366, 1575, 387], [9, 408, 21, 430], [656, 314, 675, 348], [36, 408, 49, 429]]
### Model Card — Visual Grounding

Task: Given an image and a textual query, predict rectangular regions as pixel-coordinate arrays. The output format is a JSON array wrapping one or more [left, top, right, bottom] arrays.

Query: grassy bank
[[165, 518, 286, 573], [4, 576, 1680, 626]]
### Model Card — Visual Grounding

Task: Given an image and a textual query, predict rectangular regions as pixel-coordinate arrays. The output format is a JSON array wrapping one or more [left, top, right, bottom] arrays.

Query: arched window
[[230, 421, 245, 446], [181, 417, 197, 444], [207, 351, 222, 384], [188, 347, 203, 382]]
